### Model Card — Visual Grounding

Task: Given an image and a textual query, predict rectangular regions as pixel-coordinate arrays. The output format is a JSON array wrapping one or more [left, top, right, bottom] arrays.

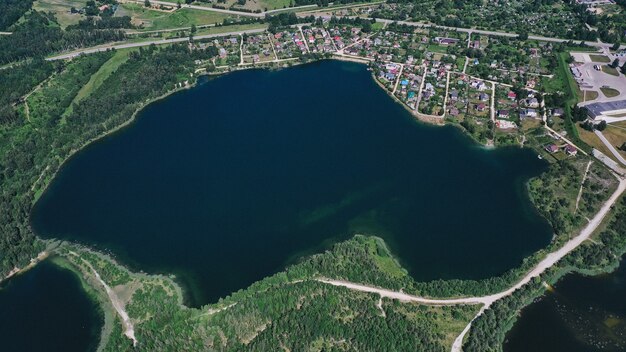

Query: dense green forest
[[0, 41, 219, 277], [57, 236, 478, 352], [0, 11, 126, 65], [0, 0, 33, 31]]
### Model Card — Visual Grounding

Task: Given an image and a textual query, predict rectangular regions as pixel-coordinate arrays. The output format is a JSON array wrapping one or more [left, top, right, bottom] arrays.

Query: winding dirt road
[[319, 176, 626, 351]]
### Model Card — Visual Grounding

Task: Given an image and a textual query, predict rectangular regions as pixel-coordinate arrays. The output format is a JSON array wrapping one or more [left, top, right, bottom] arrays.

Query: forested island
[[1, 1, 626, 351]]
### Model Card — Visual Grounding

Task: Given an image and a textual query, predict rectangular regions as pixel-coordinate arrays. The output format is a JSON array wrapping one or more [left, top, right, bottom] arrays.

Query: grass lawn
[[582, 90, 599, 101], [427, 44, 448, 53], [602, 65, 620, 76], [256, 0, 293, 10], [33, 0, 87, 28], [603, 125, 626, 158], [116, 4, 231, 31], [600, 87, 620, 98], [195, 23, 267, 36], [576, 125, 615, 158], [589, 54, 611, 63]]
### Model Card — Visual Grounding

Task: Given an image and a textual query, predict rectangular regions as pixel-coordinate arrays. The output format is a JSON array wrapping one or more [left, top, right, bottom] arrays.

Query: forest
[[0, 37, 220, 278], [0, 11, 126, 65], [0, 0, 33, 31]]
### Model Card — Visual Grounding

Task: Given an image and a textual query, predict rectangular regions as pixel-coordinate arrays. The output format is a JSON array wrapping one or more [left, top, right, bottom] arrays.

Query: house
[[545, 144, 559, 153], [564, 145, 578, 156], [507, 91, 517, 100], [449, 107, 460, 116], [520, 108, 538, 119], [526, 98, 539, 108], [449, 90, 459, 101], [476, 103, 487, 111], [479, 93, 489, 101], [552, 108, 564, 117], [497, 110, 510, 118], [384, 72, 396, 81], [408, 91, 416, 99], [470, 80, 487, 91], [218, 48, 227, 58], [435, 37, 459, 45]]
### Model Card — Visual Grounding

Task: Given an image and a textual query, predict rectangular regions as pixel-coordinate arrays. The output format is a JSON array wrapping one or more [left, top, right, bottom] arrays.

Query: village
[[183, 16, 626, 166]]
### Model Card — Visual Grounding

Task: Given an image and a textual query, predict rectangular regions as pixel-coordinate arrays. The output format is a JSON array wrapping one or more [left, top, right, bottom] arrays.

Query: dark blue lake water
[[505, 256, 626, 352], [0, 260, 102, 352], [31, 60, 553, 306]]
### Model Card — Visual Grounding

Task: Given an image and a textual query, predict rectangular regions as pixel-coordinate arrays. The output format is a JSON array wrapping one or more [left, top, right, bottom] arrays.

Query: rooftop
[[585, 99, 626, 118]]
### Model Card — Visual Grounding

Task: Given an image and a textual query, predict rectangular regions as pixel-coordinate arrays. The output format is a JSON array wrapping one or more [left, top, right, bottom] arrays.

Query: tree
[[190, 24, 197, 34], [621, 62, 626, 75], [177, 0, 181, 8], [612, 42, 621, 51], [518, 31, 529, 41], [144, 0, 151, 7], [620, 142, 626, 151], [362, 21, 372, 33], [597, 120, 607, 131], [610, 58, 619, 68]]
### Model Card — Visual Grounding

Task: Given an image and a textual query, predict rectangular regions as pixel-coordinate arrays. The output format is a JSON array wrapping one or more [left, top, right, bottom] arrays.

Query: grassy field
[[589, 54, 611, 63], [603, 125, 626, 158], [602, 64, 620, 76], [195, 22, 267, 36], [583, 90, 599, 101], [601, 87, 620, 98], [33, 0, 87, 28], [116, 4, 231, 31]]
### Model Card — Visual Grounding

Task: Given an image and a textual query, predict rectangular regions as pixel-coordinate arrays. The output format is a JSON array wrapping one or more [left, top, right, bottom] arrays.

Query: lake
[[31, 60, 553, 306], [0, 260, 102, 352], [505, 256, 626, 352]]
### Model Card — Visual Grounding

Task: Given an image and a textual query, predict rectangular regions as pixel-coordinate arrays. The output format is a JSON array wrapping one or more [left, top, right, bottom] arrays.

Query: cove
[[504, 255, 626, 352], [0, 260, 102, 352], [31, 60, 553, 306]]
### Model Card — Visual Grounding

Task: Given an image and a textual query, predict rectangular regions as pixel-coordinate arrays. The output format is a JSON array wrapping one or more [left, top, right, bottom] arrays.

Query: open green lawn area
[[602, 65, 620, 76], [195, 22, 267, 36], [33, 0, 87, 28], [256, 0, 293, 10], [601, 87, 621, 98], [589, 54, 611, 63], [116, 4, 232, 31]]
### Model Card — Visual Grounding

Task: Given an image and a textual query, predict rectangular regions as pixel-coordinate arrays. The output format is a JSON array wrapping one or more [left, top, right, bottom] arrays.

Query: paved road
[[122, 0, 318, 17], [121, 0, 265, 17], [318, 176, 626, 351], [46, 28, 267, 61], [318, 16, 624, 50]]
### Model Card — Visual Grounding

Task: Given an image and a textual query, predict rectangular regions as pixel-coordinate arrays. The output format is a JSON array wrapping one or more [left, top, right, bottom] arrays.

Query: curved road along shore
[[319, 176, 626, 351]]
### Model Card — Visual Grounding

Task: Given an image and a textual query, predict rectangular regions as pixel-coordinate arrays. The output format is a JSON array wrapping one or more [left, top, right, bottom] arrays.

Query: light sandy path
[[319, 176, 626, 351], [575, 160, 593, 212], [69, 251, 137, 346]]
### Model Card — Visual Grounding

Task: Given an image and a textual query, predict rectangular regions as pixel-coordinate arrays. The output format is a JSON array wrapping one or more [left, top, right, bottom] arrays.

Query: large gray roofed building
[[584, 99, 626, 118]]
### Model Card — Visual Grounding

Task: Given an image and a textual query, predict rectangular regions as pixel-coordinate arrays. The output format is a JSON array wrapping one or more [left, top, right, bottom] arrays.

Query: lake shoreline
[[15, 59, 622, 352]]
